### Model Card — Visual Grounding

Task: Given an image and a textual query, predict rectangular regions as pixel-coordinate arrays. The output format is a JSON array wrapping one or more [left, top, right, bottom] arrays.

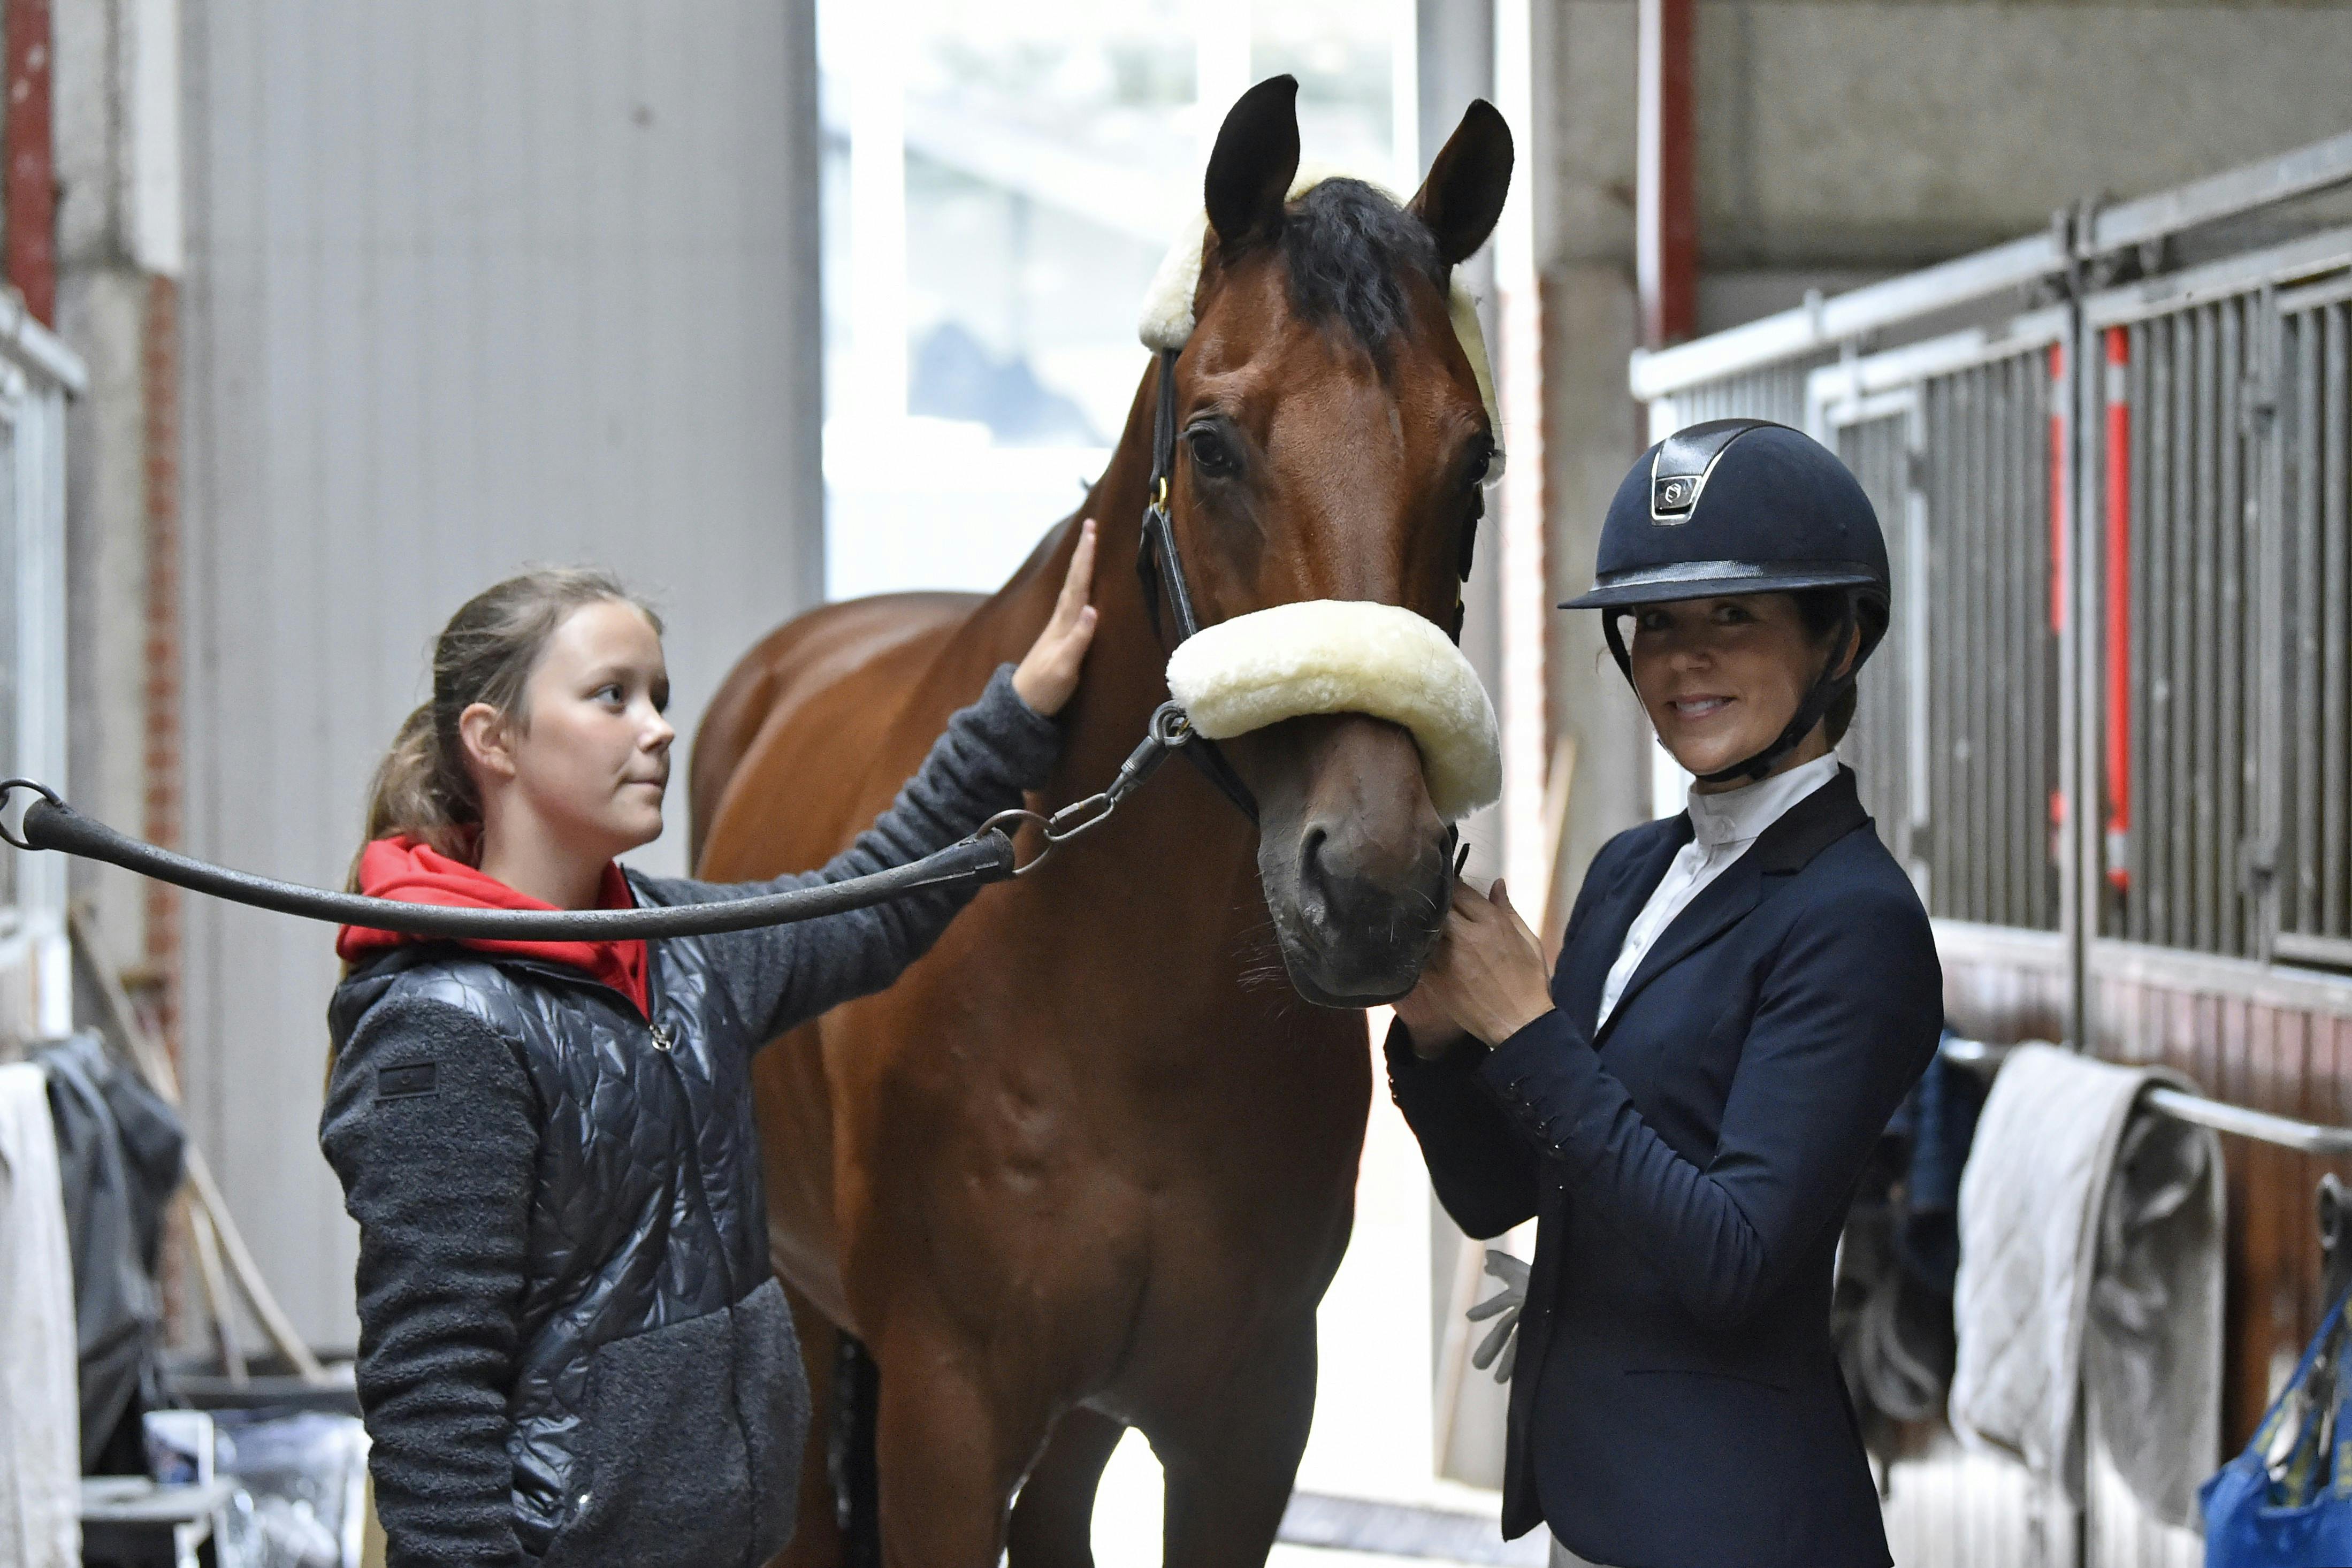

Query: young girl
[[321, 526, 1097, 1568]]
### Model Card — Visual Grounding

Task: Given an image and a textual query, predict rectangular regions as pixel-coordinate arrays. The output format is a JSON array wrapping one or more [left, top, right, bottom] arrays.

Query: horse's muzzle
[[1281, 818, 1450, 1005]]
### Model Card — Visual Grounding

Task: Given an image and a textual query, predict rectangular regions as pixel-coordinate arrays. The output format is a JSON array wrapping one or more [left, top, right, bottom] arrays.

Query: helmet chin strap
[[1602, 593, 1862, 790]]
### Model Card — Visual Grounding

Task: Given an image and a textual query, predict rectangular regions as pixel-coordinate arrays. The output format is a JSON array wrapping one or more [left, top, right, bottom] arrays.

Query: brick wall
[[141, 270, 180, 1059]]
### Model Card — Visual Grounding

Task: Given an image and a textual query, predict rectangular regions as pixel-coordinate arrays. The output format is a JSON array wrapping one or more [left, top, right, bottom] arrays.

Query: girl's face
[[476, 600, 675, 859], [1626, 592, 1835, 788]]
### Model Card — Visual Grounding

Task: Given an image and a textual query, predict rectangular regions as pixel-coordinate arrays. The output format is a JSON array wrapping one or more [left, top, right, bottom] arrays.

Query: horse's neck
[[974, 366, 1264, 931]]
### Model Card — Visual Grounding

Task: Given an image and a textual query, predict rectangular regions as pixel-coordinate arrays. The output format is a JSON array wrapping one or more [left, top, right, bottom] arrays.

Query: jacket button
[[578, 1492, 592, 1508], [650, 1023, 675, 1052]]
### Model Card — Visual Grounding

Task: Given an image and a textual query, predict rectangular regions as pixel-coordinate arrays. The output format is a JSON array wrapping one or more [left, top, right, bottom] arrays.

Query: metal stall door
[[2080, 225, 2352, 1568], [1809, 312, 2069, 937], [0, 333, 82, 1046], [2085, 225, 2352, 968], [2272, 261, 2352, 970]]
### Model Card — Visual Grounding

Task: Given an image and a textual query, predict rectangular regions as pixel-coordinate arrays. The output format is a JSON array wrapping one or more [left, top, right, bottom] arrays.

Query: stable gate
[[1631, 133, 2352, 1567], [0, 307, 83, 1052]]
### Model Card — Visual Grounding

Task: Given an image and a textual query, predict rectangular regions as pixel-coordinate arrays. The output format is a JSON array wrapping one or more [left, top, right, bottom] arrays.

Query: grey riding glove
[[1467, 1249, 1529, 1384]]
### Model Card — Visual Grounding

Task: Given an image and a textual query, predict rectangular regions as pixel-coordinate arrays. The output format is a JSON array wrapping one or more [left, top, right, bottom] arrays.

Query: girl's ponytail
[[358, 701, 470, 866]]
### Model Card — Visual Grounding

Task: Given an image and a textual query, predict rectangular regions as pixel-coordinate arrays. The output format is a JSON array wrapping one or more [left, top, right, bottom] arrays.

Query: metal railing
[[1939, 1035, 2352, 1157], [1627, 129, 2352, 400], [2274, 277, 2352, 968], [2096, 295, 2263, 955], [1630, 129, 2352, 974], [0, 310, 84, 1042]]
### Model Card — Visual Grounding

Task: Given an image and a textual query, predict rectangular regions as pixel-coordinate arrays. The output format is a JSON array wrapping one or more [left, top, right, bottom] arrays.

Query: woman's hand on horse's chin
[[1393, 983, 1466, 1061], [1013, 517, 1101, 717], [1429, 878, 1557, 1047]]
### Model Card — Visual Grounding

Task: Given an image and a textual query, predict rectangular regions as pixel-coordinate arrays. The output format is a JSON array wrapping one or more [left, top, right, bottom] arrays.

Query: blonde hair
[[357, 569, 662, 873]]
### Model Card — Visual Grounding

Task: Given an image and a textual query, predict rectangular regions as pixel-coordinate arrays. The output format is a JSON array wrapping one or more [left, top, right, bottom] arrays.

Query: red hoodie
[[335, 837, 650, 1018]]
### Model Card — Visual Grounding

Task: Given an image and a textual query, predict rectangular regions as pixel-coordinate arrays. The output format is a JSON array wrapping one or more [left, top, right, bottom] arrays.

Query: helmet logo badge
[[1646, 419, 1760, 524], [1655, 472, 1693, 526]]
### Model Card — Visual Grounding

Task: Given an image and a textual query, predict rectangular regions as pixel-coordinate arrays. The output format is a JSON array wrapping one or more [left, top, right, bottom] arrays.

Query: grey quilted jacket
[[320, 667, 1058, 1568]]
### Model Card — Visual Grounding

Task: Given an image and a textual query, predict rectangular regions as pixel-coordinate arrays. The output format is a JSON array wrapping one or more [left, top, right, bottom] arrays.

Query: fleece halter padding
[[1136, 165, 1505, 469], [1164, 600, 1503, 823]]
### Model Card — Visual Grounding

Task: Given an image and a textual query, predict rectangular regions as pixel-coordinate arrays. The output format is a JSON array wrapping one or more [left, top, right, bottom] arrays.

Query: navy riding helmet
[[1563, 418, 1892, 785]]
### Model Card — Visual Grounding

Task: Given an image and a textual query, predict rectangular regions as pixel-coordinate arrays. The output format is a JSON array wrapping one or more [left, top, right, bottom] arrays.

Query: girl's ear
[[459, 701, 517, 784]]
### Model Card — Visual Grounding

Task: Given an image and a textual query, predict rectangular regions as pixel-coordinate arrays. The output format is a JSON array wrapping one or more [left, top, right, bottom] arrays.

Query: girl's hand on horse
[[1013, 518, 1100, 717], [1413, 878, 1556, 1049]]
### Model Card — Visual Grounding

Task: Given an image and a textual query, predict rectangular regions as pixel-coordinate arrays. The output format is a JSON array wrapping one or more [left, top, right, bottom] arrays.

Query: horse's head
[[1155, 78, 1513, 1007]]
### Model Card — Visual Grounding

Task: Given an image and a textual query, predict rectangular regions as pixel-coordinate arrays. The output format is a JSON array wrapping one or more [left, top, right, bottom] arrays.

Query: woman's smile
[[1629, 594, 1840, 785]]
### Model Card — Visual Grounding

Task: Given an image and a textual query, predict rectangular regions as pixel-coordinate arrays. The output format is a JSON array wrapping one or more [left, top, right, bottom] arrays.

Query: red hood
[[336, 837, 648, 1018]]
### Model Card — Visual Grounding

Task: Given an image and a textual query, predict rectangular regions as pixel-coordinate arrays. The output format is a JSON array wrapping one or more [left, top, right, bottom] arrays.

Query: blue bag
[[2202, 1287, 2352, 1566]]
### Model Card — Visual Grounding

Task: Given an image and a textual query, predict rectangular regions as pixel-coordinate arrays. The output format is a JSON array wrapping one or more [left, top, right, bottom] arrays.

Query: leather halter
[[1136, 348, 1263, 823], [1134, 346, 1486, 824]]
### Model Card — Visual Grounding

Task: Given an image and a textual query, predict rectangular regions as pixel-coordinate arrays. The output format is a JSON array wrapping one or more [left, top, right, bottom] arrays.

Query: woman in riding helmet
[[1389, 420, 1941, 1568], [320, 525, 1098, 1568]]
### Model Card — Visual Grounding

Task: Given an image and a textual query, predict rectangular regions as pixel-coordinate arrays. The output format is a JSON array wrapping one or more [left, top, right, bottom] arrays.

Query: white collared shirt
[[1594, 751, 1841, 1029]]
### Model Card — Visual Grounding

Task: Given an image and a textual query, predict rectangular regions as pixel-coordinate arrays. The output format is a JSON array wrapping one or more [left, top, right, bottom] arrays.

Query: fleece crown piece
[[1165, 600, 1502, 822], [1137, 166, 1503, 470]]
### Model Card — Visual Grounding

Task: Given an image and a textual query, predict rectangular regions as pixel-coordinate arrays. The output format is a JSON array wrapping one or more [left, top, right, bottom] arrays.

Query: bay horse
[[690, 78, 1514, 1567]]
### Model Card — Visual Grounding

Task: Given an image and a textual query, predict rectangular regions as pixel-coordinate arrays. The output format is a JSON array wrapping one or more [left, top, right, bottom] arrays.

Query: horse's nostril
[[1298, 825, 1333, 905]]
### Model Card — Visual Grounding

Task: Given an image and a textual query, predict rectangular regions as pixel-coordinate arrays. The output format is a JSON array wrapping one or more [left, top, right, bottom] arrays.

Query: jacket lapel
[[1591, 767, 1870, 1046], [1555, 820, 1689, 1028]]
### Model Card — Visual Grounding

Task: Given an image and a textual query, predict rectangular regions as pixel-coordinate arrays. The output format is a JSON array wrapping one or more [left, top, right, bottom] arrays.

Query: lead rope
[[10, 347, 1488, 933], [0, 694, 1204, 939]]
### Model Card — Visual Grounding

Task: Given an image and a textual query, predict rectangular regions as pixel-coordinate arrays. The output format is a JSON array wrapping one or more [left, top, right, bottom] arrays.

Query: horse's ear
[[1204, 75, 1300, 252], [1410, 100, 1514, 266]]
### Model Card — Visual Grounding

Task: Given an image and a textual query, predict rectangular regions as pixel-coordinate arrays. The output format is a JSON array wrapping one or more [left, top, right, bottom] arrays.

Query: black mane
[[1277, 178, 1444, 365]]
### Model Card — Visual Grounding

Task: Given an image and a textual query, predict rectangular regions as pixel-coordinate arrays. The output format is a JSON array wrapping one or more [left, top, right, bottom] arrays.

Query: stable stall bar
[[1627, 129, 2352, 1567]]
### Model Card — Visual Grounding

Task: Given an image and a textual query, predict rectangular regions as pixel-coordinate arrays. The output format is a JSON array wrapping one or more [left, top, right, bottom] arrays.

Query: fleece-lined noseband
[[1133, 173, 1505, 826]]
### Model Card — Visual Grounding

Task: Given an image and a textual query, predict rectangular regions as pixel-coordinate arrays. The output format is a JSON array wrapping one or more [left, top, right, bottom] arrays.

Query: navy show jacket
[[1387, 766, 1942, 1568]]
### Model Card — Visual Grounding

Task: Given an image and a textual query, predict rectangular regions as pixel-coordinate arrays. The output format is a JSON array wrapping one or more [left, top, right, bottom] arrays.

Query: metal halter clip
[[0, 777, 62, 852], [975, 701, 1196, 877]]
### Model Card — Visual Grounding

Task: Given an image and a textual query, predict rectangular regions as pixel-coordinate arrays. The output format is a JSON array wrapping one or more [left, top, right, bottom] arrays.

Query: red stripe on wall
[[2, 0, 55, 326]]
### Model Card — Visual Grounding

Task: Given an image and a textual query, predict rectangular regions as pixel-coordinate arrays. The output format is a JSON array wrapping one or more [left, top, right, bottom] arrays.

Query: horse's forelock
[[1274, 179, 1445, 369]]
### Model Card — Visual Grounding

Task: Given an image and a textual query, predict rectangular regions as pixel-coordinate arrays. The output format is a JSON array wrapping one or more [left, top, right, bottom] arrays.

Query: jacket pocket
[[1623, 1360, 1790, 1393], [732, 1277, 811, 1562], [540, 1309, 753, 1568]]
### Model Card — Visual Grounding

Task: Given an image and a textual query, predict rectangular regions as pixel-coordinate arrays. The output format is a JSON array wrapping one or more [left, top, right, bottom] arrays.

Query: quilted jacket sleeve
[[320, 994, 537, 1568], [656, 664, 1061, 1043], [1474, 879, 1942, 1332]]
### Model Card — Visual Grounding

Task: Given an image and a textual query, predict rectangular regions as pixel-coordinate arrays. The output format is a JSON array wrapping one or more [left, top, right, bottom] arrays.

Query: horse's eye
[[1468, 438, 1498, 487], [1187, 426, 1238, 478]]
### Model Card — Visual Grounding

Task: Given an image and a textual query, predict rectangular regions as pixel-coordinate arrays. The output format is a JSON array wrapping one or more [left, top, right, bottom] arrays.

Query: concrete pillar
[[1534, 0, 1648, 937], [56, 0, 181, 1029]]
